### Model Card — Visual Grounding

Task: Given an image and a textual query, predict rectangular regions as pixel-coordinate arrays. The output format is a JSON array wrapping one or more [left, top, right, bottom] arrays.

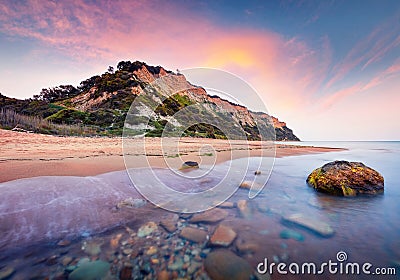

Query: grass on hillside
[[0, 108, 99, 136]]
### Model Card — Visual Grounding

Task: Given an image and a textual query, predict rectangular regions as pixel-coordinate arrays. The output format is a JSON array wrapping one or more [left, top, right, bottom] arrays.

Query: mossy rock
[[306, 160, 384, 196]]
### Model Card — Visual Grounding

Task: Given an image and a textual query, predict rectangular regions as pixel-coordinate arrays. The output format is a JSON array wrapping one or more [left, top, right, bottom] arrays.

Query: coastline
[[0, 129, 345, 183]]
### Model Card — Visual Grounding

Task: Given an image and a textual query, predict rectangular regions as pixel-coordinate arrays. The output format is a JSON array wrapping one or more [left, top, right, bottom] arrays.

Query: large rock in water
[[307, 160, 384, 196]]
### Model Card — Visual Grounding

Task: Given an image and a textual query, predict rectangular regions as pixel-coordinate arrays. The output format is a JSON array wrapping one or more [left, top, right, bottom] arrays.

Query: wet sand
[[0, 129, 344, 183]]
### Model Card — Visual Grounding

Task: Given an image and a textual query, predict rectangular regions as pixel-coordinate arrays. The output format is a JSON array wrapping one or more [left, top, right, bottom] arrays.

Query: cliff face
[[0, 61, 299, 141]]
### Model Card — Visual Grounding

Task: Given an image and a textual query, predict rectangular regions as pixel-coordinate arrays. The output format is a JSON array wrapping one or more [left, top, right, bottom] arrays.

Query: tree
[[117, 61, 132, 71], [36, 85, 79, 102], [78, 75, 101, 92], [107, 66, 114, 74]]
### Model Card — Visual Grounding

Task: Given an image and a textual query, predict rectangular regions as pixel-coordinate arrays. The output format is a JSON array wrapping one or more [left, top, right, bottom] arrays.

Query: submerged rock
[[204, 249, 252, 280], [279, 229, 305, 242], [282, 214, 334, 237], [307, 160, 384, 196], [235, 239, 259, 254], [210, 225, 237, 247], [190, 208, 228, 223], [237, 200, 252, 218], [218, 201, 235, 208], [68, 260, 110, 280], [160, 214, 179, 233], [179, 227, 208, 243]]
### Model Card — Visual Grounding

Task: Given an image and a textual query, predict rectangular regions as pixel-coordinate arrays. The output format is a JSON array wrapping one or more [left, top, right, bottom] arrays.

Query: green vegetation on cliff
[[0, 60, 300, 140]]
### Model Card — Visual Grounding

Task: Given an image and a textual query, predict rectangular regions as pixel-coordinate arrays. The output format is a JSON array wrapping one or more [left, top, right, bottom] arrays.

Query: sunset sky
[[0, 0, 399, 140]]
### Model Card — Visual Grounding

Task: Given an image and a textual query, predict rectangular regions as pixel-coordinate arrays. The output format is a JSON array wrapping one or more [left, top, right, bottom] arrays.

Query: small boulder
[[204, 249, 252, 280], [180, 161, 199, 170], [307, 160, 384, 196]]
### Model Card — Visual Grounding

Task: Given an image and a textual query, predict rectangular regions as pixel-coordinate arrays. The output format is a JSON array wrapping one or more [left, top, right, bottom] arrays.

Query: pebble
[[239, 181, 252, 189], [57, 239, 71, 247], [62, 256, 73, 266], [138, 222, 158, 237], [183, 254, 190, 263], [110, 233, 123, 248], [187, 261, 202, 274], [168, 258, 184, 270], [157, 270, 170, 280], [123, 248, 133, 255], [46, 255, 58, 266], [146, 246, 158, 255], [191, 249, 200, 256], [83, 241, 102, 256]]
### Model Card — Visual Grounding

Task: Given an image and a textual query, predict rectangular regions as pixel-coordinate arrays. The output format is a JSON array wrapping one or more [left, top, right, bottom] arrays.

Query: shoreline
[[0, 129, 345, 183]]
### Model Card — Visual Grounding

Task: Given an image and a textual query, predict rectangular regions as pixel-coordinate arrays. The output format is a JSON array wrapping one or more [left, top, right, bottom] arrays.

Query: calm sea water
[[1, 141, 399, 279], [257, 141, 400, 273]]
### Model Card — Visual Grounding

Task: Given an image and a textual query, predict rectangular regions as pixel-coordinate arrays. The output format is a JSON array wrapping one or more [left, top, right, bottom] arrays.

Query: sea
[[0, 141, 399, 279]]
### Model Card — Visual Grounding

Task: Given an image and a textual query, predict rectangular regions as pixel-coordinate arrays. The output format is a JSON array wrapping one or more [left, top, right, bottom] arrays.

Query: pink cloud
[[325, 15, 400, 89], [320, 59, 400, 110]]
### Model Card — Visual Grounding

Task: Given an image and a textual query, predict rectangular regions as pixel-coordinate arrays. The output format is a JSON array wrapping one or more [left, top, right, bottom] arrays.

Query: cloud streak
[[324, 14, 400, 89]]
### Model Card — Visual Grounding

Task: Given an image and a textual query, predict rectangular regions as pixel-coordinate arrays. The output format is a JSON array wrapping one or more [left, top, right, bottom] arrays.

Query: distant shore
[[0, 129, 345, 183]]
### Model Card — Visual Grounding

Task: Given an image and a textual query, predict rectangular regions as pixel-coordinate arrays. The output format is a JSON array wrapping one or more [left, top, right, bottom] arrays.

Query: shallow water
[[1, 142, 399, 279]]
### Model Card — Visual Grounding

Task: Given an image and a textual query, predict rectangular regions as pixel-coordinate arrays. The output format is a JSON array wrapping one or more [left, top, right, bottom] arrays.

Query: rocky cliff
[[0, 61, 299, 141]]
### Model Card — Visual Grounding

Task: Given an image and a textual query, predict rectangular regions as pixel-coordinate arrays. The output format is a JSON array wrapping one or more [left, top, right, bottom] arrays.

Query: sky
[[0, 0, 399, 140]]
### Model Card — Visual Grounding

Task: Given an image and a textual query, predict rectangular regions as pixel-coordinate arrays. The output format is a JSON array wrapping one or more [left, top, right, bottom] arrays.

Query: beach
[[0, 129, 343, 183]]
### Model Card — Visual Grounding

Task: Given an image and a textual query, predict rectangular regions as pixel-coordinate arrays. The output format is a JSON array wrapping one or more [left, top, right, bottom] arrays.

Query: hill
[[0, 61, 299, 141]]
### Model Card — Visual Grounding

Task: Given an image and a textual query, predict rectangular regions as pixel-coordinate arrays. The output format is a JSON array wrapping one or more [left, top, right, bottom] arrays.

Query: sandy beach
[[0, 129, 344, 183]]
